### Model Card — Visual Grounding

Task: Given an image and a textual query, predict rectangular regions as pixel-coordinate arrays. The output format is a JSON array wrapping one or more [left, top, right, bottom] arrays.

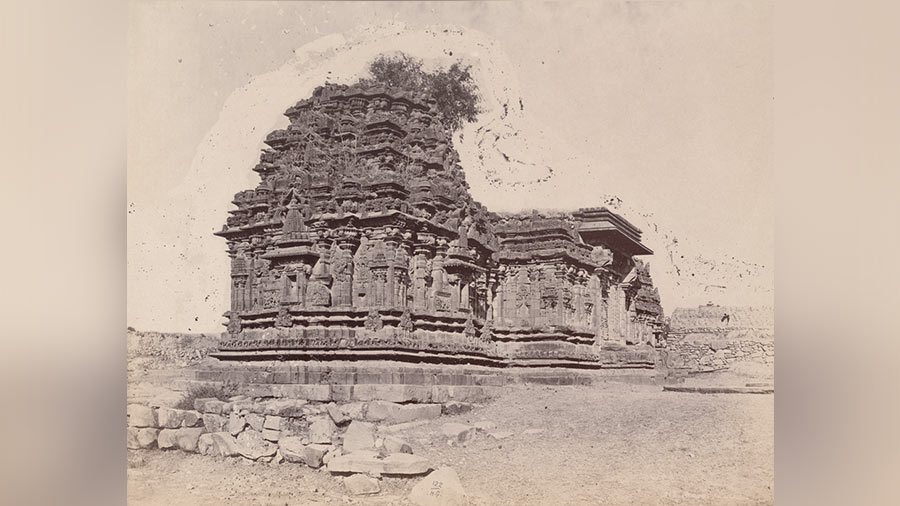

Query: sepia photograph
[[127, 2, 774, 505]]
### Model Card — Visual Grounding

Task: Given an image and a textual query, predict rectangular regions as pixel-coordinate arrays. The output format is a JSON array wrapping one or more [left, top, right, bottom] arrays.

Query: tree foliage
[[360, 53, 481, 132]]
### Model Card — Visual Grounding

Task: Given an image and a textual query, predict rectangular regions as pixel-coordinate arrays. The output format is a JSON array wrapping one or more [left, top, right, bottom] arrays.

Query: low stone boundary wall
[[663, 330, 774, 372], [127, 397, 456, 465]]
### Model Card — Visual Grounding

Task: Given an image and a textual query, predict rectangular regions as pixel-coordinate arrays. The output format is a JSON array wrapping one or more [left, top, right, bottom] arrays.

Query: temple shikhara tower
[[214, 83, 664, 369]]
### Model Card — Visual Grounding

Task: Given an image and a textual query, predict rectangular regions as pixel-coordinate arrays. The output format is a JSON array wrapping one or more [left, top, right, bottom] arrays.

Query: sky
[[128, 1, 773, 333]]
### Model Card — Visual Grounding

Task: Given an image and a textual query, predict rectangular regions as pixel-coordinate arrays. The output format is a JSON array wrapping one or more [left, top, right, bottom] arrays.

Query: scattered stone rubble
[[126, 395, 497, 500]]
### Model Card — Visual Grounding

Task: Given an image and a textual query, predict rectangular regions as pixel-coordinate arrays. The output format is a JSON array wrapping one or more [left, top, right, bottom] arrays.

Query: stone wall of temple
[[214, 83, 664, 368]]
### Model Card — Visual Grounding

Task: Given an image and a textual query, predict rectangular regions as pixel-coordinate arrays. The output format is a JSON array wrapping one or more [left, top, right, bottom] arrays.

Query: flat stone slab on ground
[[441, 423, 475, 444], [279, 437, 329, 468], [382, 453, 431, 475], [344, 474, 381, 495], [327, 451, 384, 476], [409, 467, 467, 506], [236, 430, 277, 460]]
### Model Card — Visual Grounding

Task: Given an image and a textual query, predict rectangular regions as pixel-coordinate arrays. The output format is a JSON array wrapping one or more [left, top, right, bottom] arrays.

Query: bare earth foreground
[[127, 381, 773, 506]]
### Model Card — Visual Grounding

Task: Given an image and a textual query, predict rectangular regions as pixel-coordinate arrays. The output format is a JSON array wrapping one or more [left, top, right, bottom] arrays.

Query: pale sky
[[128, 1, 773, 332]]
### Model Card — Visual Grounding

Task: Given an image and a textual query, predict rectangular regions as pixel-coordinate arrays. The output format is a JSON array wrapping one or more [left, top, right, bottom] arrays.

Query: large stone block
[[263, 415, 282, 430], [366, 401, 442, 424], [382, 453, 431, 475], [279, 437, 329, 468], [156, 408, 202, 429], [344, 474, 381, 495], [126, 428, 140, 449], [174, 427, 206, 452], [194, 398, 230, 414], [135, 428, 159, 449], [198, 432, 241, 457], [202, 414, 227, 433], [227, 413, 246, 435], [262, 399, 308, 417], [409, 467, 467, 506], [382, 435, 413, 454], [156, 428, 178, 449], [127, 404, 157, 428], [236, 430, 277, 460], [308, 416, 337, 444], [327, 451, 384, 475], [342, 421, 376, 453]]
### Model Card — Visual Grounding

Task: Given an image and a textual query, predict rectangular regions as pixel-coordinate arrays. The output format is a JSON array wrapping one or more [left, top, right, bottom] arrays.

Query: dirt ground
[[127, 381, 773, 506]]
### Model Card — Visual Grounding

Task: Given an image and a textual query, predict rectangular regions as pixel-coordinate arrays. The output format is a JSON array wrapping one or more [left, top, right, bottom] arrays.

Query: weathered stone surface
[[227, 413, 246, 435], [410, 467, 467, 506], [263, 415, 282, 430], [326, 403, 350, 425], [202, 414, 227, 433], [342, 421, 376, 452], [157, 428, 178, 449], [262, 428, 280, 442], [342, 402, 367, 420], [174, 427, 206, 452], [198, 432, 241, 457], [472, 421, 496, 432], [279, 437, 329, 468], [344, 474, 381, 495], [126, 428, 140, 449], [382, 453, 431, 475], [327, 451, 384, 475], [246, 413, 265, 432], [136, 428, 159, 449], [236, 430, 277, 460], [262, 399, 308, 417], [441, 402, 474, 416], [194, 398, 229, 414], [127, 404, 156, 428], [441, 423, 475, 444], [308, 416, 337, 444], [366, 401, 442, 425], [157, 408, 202, 429], [382, 435, 413, 454]]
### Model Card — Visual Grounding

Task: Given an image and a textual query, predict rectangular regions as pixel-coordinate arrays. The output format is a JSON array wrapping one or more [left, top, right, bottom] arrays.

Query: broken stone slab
[[366, 401, 442, 425], [246, 413, 265, 432], [198, 432, 241, 457], [227, 413, 246, 436], [308, 416, 337, 444], [127, 404, 157, 428], [136, 428, 159, 449], [262, 428, 280, 442], [409, 467, 467, 506], [342, 402, 367, 420], [326, 403, 350, 425], [441, 402, 474, 416], [327, 451, 384, 475], [279, 437, 330, 468], [441, 423, 475, 444], [202, 414, 227, 433], [380, 420, 431, 434], [382, 453, 431, 475], [344, 474, 381, 496], [342, 421, 376, 453], [382, 435, 413, 454], [236, 430, 277, 460]]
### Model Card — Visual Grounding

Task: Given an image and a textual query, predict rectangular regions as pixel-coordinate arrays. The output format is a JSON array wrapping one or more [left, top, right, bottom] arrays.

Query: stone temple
[[212, 83, 664, 375]]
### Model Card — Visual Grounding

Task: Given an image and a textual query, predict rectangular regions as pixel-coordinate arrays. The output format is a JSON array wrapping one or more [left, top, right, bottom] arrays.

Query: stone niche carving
[[214, 82, 664, 368]]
